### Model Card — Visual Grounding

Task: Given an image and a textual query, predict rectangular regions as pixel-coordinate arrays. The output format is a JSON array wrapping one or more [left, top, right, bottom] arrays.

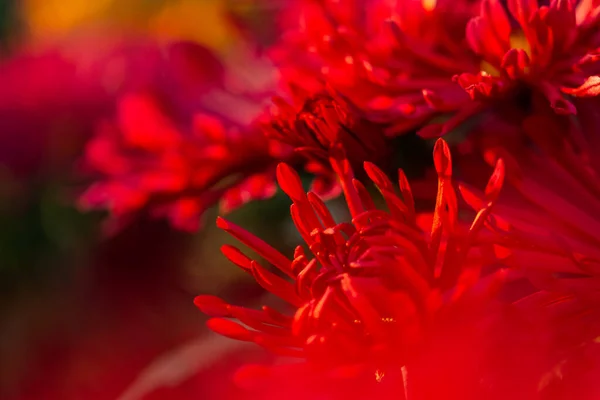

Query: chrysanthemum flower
[[0, 33, 179, 178], [270, 0, 479, 135], [193, 139, 532, 398], [449, 0, 600, 116], [270, 0, 600, 137], [459, 102, 600, 300], [78, 41, 283, 232], [79, 93, 280, 232], [265, 88, 392, 198]]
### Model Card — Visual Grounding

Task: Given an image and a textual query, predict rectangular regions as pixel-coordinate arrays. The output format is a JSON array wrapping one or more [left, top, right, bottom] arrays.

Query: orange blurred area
[[20, 0, 241, 50]]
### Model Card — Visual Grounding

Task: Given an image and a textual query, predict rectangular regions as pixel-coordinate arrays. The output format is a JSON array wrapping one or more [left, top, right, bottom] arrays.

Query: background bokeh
[[0, 1, 290, 399]]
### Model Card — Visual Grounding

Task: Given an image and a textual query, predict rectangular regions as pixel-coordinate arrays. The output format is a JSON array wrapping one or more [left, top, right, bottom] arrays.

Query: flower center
[[480, 31, 532, 77], [422, 0, 437, 12], [509, 31, 532, 58], [480, 60, 502, 77]]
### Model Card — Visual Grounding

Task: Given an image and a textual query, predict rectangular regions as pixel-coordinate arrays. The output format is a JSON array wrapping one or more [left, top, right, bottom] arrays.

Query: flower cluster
[[467, 101, 600, 299], [195, 139, 597, 399], [79, 93, 279, 232], [271, 0, 600, 136], [196, 139, 518, 399], [74, 0, 600, 398], [264, 89, 393, 197], [78, 42, 284, 232]]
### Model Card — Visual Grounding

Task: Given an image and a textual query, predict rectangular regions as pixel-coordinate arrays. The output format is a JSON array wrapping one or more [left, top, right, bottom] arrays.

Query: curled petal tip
[[276, 162, 306, 201], [484, 158, 506, 201], [216, 216, 229, 229], [194, 295, 230, 317], [275, 162, 293, 177], [433, 138, 452, 176], [220, 244, 252, 271], [363, 160, 376, 171], [207, 318, 254, 341]]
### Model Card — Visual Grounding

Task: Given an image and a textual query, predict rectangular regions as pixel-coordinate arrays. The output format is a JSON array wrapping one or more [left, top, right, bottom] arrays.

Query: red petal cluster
[[77, 42, 285, 232], [79, 93, 279, 232], [60, 5, 600, 397], [194, 139, 531, 398], [270, 0, 480, 135], [465, 101, 600, 299], [270, 0, 600, 138], [265, 89, 392, 198], [459, 0, 600, 114]]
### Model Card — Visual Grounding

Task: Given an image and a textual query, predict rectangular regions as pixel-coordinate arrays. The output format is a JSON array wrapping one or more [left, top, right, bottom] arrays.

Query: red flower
[[78, 41, 283, 232], [399, 0, 600, 135], [194, 139, 526, 398], [271, 0, 600, 137], [270, 0, 479, 136], [79, 93, 279, 233], [459, 102, 600, 300], [265, 89, 392, 198], [457, 0, 600, 113], [0, 33, 173, 179]]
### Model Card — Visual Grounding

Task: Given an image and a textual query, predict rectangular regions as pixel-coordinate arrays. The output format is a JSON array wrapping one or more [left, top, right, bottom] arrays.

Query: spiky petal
[[195, 139, 518, 398]]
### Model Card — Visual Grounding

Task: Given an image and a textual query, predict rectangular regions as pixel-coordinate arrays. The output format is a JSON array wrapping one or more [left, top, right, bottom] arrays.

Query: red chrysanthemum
[[192, 139, 545, 399], [270, 0, 480, 135], [265, 88, 392, 198], [447, 0, 600, 118], [79, 93, 281, 232], [458, 101, 600, 300], [270, 0, 600, 137]]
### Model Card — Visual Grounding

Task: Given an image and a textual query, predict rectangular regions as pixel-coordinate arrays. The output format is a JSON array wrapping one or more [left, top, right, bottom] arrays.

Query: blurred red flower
[[0, 34, 233, 180], [190, 139, 574, 399], [462, 100, 600, 300], [77, 40, 285, 232], [79, 93, 280, 233]]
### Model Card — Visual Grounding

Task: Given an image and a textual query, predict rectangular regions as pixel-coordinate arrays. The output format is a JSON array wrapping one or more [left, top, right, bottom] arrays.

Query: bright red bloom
[[265, 89, 392, 198], [79, 93, 280, 232], [270, 0, 479, 135], [456, 0, 600, 113], [403, 0, 600, 134], [193, 139, 536, 398], [271, 0, 600, 137]]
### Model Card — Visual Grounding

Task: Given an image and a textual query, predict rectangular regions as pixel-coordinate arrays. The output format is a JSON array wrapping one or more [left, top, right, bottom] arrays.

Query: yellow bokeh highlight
[[509, 31, 532, 57], [480, 60, 501, 77], [148, 0, 238, 49], [22, 0, 240, 51], [23, 0, 113, 37], [479, 32, 531, 77], [422, 0, 437, 12]]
